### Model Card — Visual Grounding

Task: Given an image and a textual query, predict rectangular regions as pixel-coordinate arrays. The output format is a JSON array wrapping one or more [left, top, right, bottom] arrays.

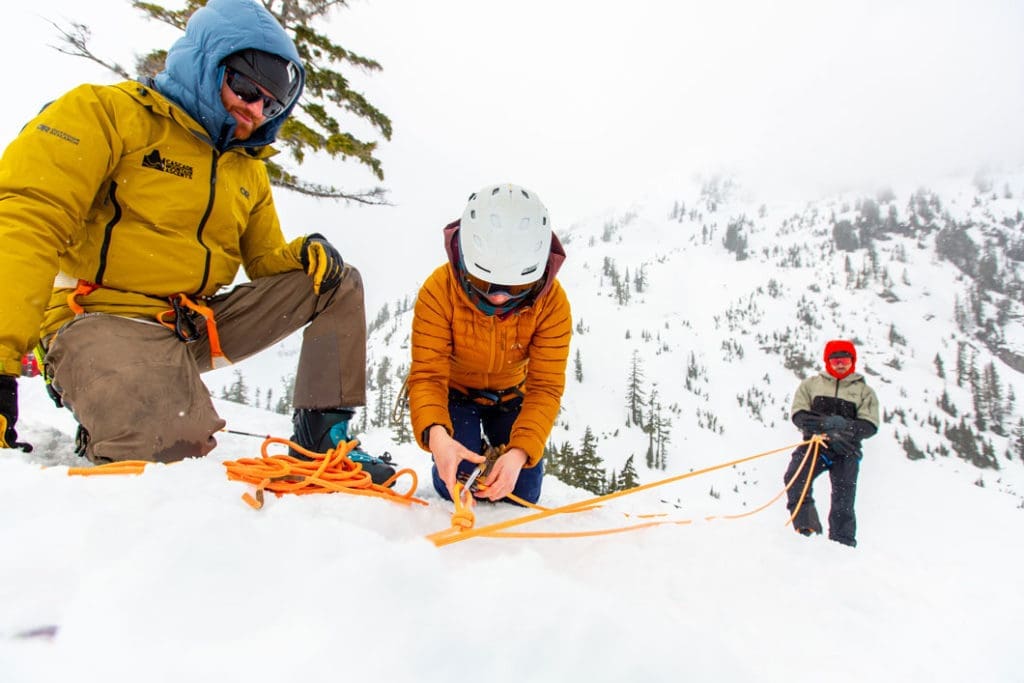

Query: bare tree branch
[[47, 20, 131, 80]]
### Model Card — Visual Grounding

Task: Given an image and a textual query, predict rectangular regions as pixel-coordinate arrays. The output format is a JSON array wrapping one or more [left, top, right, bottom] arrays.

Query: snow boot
[[791, 504, 823, 536], [290, 408, 397, 486]]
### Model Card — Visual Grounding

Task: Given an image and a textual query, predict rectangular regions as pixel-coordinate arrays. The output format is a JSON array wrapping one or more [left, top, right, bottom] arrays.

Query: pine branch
[[47, 21, 130, 80]]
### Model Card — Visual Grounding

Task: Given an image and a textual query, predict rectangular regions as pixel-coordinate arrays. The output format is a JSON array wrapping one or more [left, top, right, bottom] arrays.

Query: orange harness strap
[[158, 293, 230, 368], [66, 283, 228, 368], [67, 280, 100, 315]]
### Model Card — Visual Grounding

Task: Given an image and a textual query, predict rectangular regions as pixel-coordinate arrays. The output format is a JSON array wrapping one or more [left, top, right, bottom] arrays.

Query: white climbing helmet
[[459, 183, 552, 286]]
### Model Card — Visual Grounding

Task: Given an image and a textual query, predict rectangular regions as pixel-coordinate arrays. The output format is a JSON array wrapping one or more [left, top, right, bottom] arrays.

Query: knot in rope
[[449, 482, 476, 531]]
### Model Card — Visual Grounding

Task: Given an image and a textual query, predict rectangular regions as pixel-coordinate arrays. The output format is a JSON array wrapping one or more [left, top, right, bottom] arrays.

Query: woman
[[408, 184, 572, 504]]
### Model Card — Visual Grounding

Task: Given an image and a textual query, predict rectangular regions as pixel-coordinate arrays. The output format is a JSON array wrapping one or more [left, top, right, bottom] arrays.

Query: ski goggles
[[225, 69, 288, 119], [463, 271, 537, 302]]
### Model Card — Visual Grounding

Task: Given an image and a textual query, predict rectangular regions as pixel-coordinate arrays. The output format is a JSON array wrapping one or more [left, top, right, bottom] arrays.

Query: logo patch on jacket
[[141, 150, 194, 179], [36, 124, 80, 145]]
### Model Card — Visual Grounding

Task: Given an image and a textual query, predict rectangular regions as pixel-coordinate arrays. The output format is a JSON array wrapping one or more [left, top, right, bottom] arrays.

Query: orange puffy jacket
[[408, 222, 572, 466]]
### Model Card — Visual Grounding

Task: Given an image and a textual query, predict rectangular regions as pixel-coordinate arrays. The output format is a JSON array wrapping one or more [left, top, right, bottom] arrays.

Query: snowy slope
[[2, 376, 1023, 682]]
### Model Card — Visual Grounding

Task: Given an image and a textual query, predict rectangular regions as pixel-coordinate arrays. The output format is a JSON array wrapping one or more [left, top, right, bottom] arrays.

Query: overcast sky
[[2, 0, 1022, 308]]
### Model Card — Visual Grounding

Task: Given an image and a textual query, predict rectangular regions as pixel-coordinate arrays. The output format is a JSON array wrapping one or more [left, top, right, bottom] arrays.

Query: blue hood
[[154, 0, 305, 151]]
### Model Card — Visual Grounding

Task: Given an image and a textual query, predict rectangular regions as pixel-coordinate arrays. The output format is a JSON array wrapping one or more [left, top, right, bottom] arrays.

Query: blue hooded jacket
[[154, 0, 305, 152]]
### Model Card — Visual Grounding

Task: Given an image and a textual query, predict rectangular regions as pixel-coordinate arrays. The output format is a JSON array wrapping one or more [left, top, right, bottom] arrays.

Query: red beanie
[[823, 339, 856, 379]]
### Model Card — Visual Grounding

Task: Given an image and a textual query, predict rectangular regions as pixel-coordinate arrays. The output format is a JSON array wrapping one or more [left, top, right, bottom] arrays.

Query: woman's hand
[[477, 447, 528, 501], [428, 425, 485, 499]]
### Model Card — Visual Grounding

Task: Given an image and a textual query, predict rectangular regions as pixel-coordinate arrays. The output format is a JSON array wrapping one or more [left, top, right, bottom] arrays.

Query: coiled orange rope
[[67, 436, 427, 510], [427, 438, 824, 547], [223, 437, 427, 509]]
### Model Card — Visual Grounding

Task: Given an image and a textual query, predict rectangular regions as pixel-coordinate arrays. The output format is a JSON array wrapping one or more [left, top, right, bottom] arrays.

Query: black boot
[[290, 408, 397, 486]]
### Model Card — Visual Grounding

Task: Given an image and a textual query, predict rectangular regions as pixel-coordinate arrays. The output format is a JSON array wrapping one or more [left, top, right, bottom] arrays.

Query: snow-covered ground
[[2, 378, 1021, 683]]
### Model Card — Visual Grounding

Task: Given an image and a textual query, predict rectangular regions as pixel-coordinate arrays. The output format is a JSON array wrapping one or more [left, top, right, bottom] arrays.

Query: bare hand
[[428, 425, 485, 499], [477, 447, 528, 501]]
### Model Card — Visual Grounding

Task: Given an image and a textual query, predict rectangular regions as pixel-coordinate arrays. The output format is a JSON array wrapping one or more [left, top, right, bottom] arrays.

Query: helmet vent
[[520, 189, 530, 199], [521, 264, 538, 276]]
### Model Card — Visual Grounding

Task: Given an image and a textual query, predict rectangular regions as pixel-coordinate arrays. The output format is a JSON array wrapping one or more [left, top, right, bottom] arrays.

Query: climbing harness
[[158, 293, 230, 368], [64, 280, 230, 368]]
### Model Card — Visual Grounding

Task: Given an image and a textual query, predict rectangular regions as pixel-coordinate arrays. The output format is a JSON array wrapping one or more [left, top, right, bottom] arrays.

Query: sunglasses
[[225, 69, 288, 119], [464, 271, 537, 301]]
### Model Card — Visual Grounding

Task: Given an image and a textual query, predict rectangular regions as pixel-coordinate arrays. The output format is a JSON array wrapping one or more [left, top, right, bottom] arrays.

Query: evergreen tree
[[625, 350, 646, 426], [575, 427, 605, 494], [275, 373, 296, 414], [1011, 419, 1024, 463], [983, 362, 1006, 435], [619, 455, 639, 489], [574, 349, 584, 383], [557, 440, 577, 486], [938, 388, 958, 417], [934, 353, 945, 379], [391, 412, 413, 445], [634, 264, 647, 294], [222, 369, 249, 404], [52, 0, 392, 203], [655, 404, 672, 469], [543, 441, 561, 478], [955, 342, 968, 388]]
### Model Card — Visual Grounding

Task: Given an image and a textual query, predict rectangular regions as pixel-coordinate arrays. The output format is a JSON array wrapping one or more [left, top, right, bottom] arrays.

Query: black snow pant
[[784, 445, 860, 547]]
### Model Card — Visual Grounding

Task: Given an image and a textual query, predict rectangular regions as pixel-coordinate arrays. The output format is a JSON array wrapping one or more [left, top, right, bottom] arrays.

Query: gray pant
[[45, 268, 367, 464]]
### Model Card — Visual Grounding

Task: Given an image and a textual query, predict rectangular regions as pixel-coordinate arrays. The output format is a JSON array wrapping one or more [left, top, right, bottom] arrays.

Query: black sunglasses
[[225, 69, 287, 119]]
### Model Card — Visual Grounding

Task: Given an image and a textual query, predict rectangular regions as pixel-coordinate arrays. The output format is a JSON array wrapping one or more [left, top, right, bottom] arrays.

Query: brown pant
[[45, 268, 367, 463]]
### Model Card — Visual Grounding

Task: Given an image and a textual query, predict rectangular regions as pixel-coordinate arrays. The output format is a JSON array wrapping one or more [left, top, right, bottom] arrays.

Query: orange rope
[[68, 460, 149, 476], [427, 439, 811, 547], [783, 437, 820, 528], [223, 437, 427, 509], [66, 437, 427, 511]]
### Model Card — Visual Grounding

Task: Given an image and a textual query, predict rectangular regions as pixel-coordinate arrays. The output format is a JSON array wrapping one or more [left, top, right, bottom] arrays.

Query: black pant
[[784, 445, 860, 547]]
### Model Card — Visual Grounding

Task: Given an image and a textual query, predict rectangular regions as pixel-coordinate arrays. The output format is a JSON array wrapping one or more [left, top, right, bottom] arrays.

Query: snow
[[2, 378, 1022, 682]]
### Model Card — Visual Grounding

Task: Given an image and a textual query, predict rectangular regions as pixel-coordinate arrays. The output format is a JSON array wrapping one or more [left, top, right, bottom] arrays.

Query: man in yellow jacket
[[409, 184, 572, 504], [0, 0, 393, 482]]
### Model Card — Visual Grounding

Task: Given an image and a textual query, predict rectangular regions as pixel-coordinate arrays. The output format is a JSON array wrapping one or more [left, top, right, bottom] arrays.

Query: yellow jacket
[[0, 82, 305, 375], [409, 223, 572, 466]]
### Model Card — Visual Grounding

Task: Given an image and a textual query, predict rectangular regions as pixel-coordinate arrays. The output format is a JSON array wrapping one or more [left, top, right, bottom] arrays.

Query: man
[[0, 0, 393, 482], [784, 339, 880, 547], [408, 184, 572, 504]]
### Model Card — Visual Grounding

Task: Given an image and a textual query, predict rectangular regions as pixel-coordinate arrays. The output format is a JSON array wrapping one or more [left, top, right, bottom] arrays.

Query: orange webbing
[[223, 437, 427, 510], [158, 293, 230, 368], [427, 440, 809, 547], [66, 280, 100, 315], [68, 460, 150, 476]]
